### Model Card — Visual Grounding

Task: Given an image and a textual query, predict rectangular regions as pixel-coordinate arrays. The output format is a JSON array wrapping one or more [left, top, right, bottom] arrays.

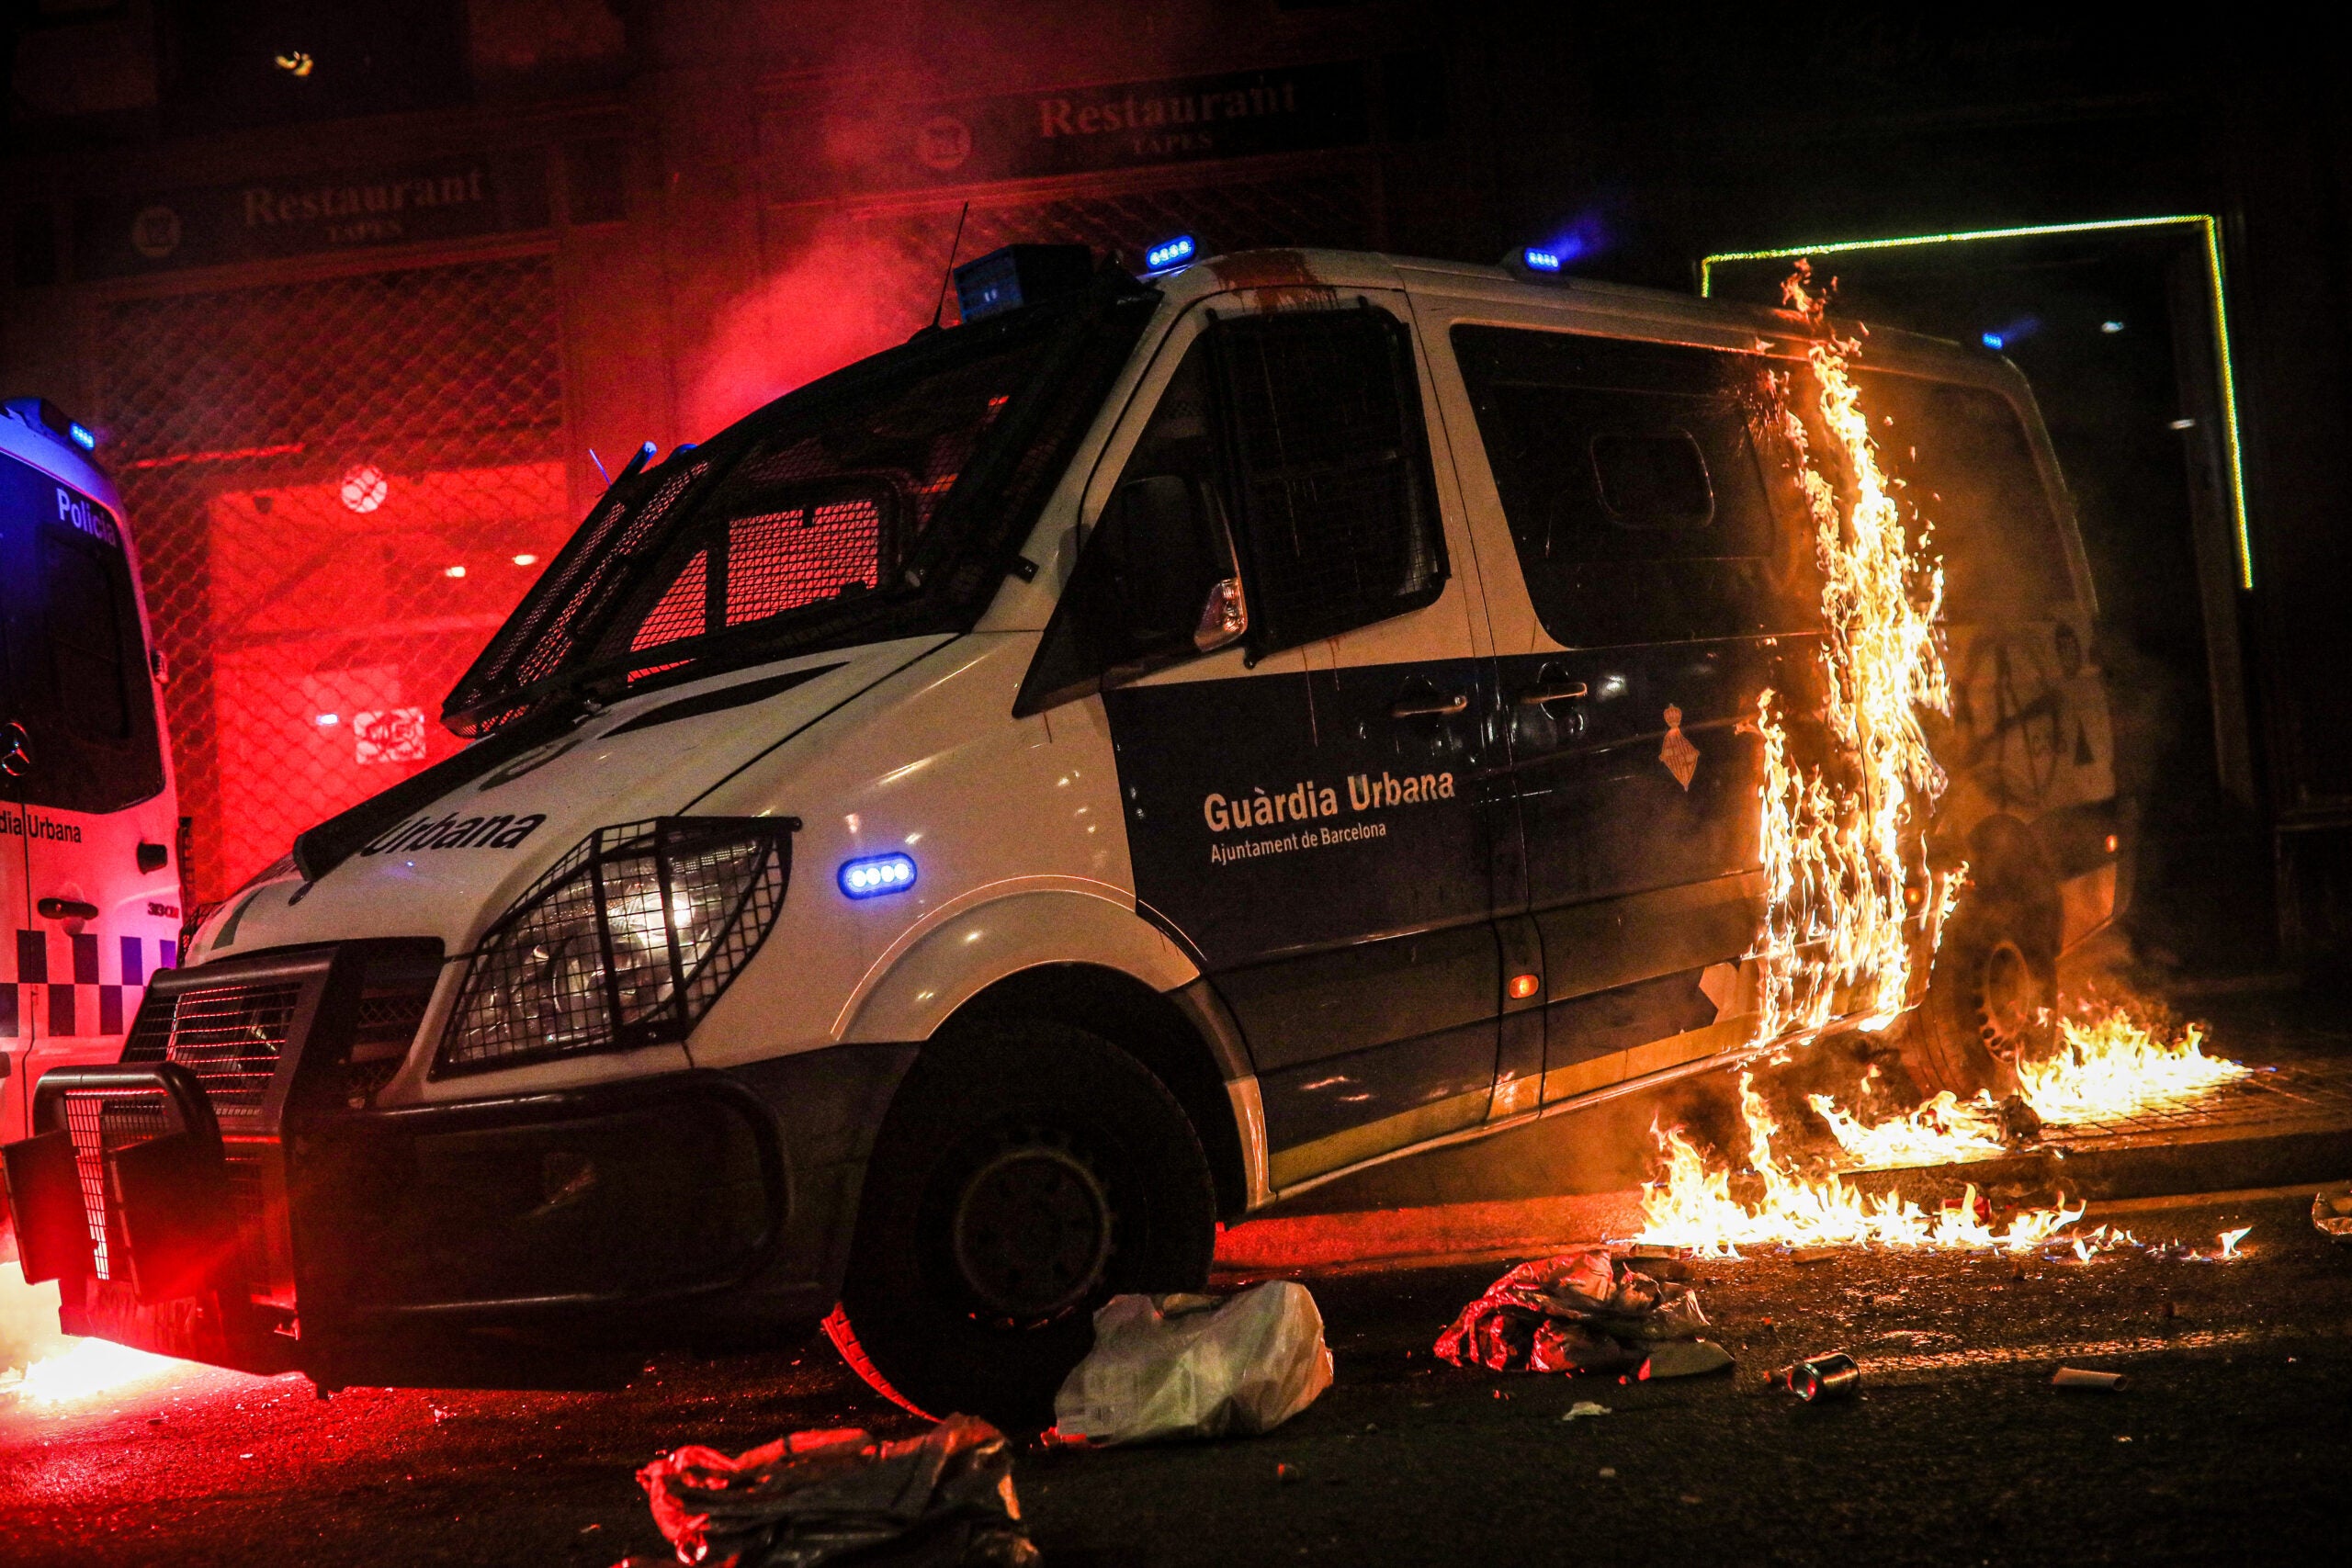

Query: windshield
[[444, 277, 1158, 734], [0, 449, 167, 814]]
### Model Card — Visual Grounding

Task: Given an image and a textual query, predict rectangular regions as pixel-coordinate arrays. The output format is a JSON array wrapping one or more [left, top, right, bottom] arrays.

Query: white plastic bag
[[1051, 1280, 1333, 1445]]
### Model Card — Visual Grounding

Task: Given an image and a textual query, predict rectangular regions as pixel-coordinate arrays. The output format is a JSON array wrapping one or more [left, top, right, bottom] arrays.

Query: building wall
[[4, 5, 2346, 951], [2, 0, 1450, 906]]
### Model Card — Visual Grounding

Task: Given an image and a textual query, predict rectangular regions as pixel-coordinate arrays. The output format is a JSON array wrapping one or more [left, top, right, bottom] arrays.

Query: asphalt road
[[4, 1189, 2347, 1567]]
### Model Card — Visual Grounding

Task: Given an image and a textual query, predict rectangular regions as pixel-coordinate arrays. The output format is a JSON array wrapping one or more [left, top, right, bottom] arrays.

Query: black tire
[[1909, 877, 2060, 1097], [830, 1019, 1217, 1429]]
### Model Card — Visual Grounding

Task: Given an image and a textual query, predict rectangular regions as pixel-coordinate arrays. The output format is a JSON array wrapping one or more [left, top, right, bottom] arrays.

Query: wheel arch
[[837, 885, 1258, 1222], [933, 964, 1257, 1224], [1962, 811, 2064, 953]]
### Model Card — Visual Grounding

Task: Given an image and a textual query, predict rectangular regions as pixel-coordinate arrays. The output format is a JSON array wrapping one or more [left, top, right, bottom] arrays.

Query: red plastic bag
[[1435, 1248, 1708, 1374]]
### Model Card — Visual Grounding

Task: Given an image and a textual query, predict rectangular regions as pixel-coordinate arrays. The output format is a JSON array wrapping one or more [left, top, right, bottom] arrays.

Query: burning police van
[[0, 244, 2116, 1424]]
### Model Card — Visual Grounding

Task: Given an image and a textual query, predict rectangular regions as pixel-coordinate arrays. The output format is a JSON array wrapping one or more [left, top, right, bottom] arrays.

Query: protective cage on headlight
[[436, 817, 798, 1077]]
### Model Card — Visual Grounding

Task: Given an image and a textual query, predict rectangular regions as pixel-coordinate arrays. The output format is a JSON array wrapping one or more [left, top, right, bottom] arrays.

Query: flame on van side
[[1747, 261, 1953, 1043]]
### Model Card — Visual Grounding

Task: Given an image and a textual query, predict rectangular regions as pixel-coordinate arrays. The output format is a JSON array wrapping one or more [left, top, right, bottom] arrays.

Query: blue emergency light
[[1981, 333, 2005, 350], [1521, 248, 1565, 274], [1144, 234, 1197, 272], [839, 852, 917, 899], [6, 397, 98, 453]]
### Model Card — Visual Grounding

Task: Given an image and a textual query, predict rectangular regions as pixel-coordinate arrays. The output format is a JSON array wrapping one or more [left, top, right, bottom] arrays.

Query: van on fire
[[0, 247, 2117, 1425], [1, 397, 183, 1207]]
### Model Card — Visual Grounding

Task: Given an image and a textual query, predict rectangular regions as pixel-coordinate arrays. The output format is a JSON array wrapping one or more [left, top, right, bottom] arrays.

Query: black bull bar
[[0, 944, 812, 1390]]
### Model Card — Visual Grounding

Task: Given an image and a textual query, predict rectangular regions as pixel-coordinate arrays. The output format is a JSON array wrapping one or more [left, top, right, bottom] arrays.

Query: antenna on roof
[[929, 202, 972, 332]]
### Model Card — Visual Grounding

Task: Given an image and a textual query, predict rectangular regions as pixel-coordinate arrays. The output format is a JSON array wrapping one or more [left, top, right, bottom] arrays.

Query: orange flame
[[2, 1262, 191, 1408], [1, 1338, 185, 1407], [2016, 1007, 2248, 1122], [1749, 263, 1951, 1042], [1634, 1072, 2080, 1255]]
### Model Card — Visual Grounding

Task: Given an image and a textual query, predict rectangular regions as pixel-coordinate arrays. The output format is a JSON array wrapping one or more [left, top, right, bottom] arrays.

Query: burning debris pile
[[1634, 1004, 2256, 1258], [1636, 1073, 2083, 1255]]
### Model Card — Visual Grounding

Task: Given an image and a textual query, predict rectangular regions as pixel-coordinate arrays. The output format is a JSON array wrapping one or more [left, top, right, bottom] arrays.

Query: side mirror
[[1100, 475, 1242, 649], [1193, 575, 1246, 652]]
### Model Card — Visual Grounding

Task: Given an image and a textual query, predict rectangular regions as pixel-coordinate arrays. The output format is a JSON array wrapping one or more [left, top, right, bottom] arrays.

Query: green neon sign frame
[[1701, 216, 2252, 591]]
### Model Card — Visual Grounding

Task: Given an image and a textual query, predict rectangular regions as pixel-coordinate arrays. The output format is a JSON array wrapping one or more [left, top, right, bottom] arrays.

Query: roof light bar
[[1698, 214, 2253, 589]]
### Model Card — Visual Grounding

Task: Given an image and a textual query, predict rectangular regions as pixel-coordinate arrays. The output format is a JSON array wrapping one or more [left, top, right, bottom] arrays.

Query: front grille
[[122, 981, 300, 1118], [222, 1150, 272, 1290], [353, 989, 430, 1052], [62, 1089, 169, 1280]]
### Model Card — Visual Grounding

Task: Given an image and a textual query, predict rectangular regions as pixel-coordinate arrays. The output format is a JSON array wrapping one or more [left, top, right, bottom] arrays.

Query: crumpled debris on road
[[2313, 1183, 2352, 1244], [1052, 1280, 1333, 1445], [1433, 1248, 1724, 1378], [632, 1414, 1037, 1568]]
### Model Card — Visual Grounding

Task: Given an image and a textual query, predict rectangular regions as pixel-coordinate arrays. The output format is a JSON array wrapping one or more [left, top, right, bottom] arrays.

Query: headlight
[[435, 817, 797, 1077]]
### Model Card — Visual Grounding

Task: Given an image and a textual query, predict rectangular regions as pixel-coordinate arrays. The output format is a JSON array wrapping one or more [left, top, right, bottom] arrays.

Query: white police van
[[0, 246, 2114, 1423], [1, 399, 183, 1245]]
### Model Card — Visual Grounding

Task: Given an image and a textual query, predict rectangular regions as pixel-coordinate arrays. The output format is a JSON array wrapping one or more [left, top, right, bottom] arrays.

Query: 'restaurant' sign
[[898, 61, 1370, 186], [76, 151, 550, 278]]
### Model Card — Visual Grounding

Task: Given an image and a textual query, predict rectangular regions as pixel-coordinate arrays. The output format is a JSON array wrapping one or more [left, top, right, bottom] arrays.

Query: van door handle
[[38, 897, 98, 920], [1515, 682, 1589, 706], [1390, 693, 1470, 718]]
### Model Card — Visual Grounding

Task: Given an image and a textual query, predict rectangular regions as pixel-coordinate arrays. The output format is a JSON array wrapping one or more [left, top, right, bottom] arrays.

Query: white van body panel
[[685, 632, 1161, 1066], [1, 410, 181, 1145], [186, 637, 956, 969]]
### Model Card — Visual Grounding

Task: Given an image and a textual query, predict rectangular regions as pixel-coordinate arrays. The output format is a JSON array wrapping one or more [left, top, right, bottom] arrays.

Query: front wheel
[[829, 1019, 1217, 1429]]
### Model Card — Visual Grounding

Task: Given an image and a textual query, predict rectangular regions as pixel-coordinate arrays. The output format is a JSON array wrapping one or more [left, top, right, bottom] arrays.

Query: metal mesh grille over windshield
[[440, 284, 1152, 737]]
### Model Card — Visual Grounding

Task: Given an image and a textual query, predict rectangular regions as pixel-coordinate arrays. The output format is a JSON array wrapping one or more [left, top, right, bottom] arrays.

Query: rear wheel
[[829, 1019, 1217, 1429], [1908, 877, 2059, 1096]]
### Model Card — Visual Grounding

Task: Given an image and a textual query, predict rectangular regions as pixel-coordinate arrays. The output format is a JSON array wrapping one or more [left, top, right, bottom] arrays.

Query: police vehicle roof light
[[5, 396, 97, 453], [1521, 248, 1565, 274], [839, 852, 917, 899], [1144, 234, 1197, 272]]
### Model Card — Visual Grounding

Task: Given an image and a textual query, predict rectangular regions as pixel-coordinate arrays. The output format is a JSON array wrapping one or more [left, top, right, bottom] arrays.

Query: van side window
[[1453, 325, 1799, 647], [1857, 373, 2075, 617], [41, 531, 131, 739], [1214, 306, 1446, 653], [1014, 339, 1246, 715]]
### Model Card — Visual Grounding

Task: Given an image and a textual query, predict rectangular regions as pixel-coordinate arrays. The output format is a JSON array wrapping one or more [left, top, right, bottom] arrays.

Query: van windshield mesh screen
[[443, 283, 1157, 733]]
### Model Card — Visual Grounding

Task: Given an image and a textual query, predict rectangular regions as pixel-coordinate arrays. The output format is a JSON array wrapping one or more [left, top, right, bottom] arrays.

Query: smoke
[[674, 0, 1233, 434], [1, 1262, 69, 1377], [682, 218, 955, 435]]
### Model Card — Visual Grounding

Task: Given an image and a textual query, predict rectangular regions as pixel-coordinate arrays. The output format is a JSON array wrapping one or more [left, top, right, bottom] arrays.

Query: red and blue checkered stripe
[[2, 929, 179, 1039]]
